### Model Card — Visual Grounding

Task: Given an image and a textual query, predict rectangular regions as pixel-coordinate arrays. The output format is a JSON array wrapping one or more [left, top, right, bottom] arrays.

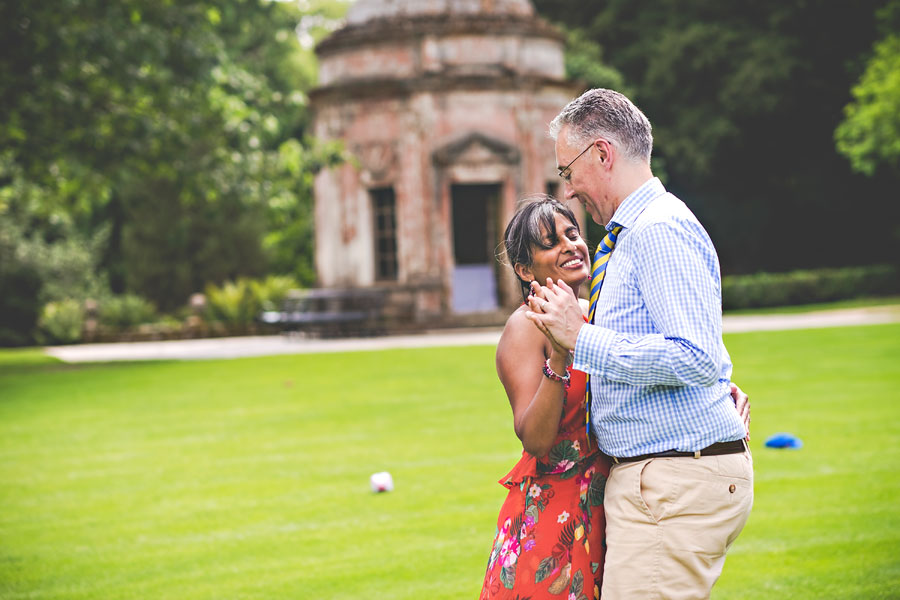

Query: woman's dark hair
[[501, 195, 581, 302]]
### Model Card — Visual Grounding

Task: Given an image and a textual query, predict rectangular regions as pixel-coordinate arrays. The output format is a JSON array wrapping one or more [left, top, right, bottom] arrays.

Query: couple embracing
[[480, 89, 753, 600]]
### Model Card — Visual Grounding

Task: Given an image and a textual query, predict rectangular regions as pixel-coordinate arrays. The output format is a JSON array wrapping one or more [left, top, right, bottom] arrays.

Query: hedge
[[722, 264, 899, 310]]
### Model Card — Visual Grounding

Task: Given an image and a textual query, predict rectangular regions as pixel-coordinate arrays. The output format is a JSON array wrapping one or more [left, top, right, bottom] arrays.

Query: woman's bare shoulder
[[498, 306, 546, 358]]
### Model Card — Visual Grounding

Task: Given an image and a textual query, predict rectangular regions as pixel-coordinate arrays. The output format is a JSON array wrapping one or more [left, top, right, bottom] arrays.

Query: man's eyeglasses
[[557, 139, 612, 182]]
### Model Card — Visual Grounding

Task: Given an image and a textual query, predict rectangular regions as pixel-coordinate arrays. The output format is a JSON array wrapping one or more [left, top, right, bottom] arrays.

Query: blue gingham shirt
[[573, 177, 746, 457]]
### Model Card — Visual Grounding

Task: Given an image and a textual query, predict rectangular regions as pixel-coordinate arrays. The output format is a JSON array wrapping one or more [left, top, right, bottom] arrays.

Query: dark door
[[450, 183, 500, 312]]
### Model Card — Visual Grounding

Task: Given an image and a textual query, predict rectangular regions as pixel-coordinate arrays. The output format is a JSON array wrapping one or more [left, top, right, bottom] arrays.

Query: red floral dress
[[480, 366, 610, 600]]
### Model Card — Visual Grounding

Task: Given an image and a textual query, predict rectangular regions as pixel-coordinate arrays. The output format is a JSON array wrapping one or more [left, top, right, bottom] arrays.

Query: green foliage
[[36, 299, 85, 345], [533, 0, 899, 274], [835, 1, 900, 175], [204, 278, 261, 327], [204, 274, 300, 326], [262, 137, 345, 286], [119, 179, 268, 311], [0, 211, 107, 346], [249, 274, 300, 311], [562, 29, 627, 92], [0, 218, 40, 346], [97, 295, 158, 331], [722, 265, 899, 310], [0, 0, 349, 310], [11, 225, 109, 306], [0, 262, 42, 347]]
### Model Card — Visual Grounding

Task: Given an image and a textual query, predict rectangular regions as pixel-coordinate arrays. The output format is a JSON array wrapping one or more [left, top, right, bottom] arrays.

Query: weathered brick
[[311, 0, 581, 325]]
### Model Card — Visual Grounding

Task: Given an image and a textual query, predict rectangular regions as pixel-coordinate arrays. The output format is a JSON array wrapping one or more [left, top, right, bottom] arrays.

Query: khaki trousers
[[600, 450, 753, 600]]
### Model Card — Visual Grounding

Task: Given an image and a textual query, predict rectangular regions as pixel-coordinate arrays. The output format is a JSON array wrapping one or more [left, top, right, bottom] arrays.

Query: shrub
[[722, 264, 900, 310], [250, 275, 299, 311], [12, 224, 110, 305], [36, 299, 85, 344], [203, 275, 300, 329], [0, 264, 42, 346], [204, 278, 261, 327], [121, 185, 268, 312], [0, 214, 109, 345], [97, 295, 158, 331]]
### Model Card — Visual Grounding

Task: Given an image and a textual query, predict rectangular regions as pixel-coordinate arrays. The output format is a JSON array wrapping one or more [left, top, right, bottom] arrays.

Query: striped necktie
[[585, 225, 623, 443], [588, 225, 623, 322]]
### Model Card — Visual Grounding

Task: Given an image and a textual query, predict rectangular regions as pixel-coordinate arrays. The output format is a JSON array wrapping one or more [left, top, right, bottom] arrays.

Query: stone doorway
[[450, 183, 501, 313]]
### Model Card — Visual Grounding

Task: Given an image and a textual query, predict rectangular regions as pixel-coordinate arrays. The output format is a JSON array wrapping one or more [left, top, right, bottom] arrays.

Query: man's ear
[[595, 138, 614, 166], [514, 263, 533, 286]]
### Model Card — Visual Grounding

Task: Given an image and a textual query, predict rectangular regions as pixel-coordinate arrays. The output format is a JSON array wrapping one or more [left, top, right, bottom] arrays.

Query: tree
[[0, 0, 347, 314], [533, 0, 898, 273], [835, 1, 900, 176]]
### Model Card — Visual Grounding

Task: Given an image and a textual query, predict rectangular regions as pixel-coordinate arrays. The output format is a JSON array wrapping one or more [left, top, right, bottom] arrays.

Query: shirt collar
[[607, 177, 666, 231]]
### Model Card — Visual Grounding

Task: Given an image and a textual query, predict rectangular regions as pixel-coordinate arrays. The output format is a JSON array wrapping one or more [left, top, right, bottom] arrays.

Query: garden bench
[[260, 287, 389, 337]]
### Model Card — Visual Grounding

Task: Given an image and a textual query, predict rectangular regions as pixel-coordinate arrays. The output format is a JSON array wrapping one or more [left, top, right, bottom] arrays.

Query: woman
[[480, 196, 748, 599]]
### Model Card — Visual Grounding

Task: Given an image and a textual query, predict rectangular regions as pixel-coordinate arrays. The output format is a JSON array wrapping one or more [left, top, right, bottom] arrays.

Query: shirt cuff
[[572, 323, 617, 377]]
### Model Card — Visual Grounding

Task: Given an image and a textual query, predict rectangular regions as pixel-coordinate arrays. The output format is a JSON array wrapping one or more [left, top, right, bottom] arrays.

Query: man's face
[[555, 126, 613, 226]]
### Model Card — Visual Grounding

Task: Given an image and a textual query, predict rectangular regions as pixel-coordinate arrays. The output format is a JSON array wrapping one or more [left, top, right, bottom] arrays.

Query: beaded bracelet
[[542, 358, 570, 385]]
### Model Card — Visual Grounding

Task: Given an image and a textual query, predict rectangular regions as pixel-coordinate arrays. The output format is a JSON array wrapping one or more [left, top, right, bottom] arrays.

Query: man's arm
[[529, 220, 725, 387]]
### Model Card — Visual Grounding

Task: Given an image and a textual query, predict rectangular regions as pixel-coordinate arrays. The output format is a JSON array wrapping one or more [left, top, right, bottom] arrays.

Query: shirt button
[[729, 484, 736, 493]]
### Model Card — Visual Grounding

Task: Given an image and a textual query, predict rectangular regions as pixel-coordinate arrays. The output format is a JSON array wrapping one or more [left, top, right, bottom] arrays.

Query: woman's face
[[516, 212, 590, 290]]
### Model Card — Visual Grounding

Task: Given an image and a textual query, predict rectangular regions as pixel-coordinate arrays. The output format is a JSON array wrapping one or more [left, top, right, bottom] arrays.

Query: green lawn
[[1, 324, 899, 599]]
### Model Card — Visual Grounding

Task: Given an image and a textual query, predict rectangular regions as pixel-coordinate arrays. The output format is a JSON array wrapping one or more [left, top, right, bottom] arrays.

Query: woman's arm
[[496, 309, 570, 458]]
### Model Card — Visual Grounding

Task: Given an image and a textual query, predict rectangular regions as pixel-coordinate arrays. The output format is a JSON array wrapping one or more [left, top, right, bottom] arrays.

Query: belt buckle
[[693, 450, 701, 459]]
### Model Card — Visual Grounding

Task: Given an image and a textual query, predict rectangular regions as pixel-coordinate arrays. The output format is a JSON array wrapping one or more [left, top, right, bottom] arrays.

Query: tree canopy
[[0, 0, 346, 315], [534, 0, 899, 273], [835, 0, 900, 176]]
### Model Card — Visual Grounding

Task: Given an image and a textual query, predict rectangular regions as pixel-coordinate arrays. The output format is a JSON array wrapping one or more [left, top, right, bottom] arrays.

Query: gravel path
[[45, 305, 900, 363]]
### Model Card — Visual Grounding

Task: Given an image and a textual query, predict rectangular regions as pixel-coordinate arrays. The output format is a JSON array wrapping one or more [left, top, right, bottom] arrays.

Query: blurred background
[[2, 0, 898, 347], [2, 3, 899, 598]]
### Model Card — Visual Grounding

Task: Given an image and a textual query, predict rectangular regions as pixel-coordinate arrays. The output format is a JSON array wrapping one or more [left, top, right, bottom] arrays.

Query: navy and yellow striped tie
[[588, 226, 623, 322], [585, 225, 623, 442]]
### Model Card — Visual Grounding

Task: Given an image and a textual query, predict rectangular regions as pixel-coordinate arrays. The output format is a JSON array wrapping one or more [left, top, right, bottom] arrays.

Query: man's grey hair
[[549, 88, 653, 164]]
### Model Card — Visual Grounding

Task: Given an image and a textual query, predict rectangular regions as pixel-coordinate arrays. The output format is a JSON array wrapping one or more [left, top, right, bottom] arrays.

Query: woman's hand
[[730, 383, 750, 439], [526, 279, 584, 352]]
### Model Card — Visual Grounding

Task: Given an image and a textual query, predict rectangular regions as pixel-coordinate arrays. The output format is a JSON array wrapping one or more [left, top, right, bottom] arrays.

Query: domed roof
[[346, 0, 534, 25]]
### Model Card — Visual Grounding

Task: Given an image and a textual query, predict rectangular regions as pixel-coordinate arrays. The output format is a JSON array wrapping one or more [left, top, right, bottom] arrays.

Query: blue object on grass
[[764, 432, 803, 449]]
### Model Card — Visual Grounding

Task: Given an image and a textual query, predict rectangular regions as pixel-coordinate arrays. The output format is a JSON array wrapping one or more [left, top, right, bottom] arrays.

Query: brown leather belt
[[608, 439, 747, 464]]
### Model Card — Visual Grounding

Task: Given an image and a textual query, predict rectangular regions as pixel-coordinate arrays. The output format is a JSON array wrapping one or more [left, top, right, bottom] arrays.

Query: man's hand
[[525, 278, 585, 351]]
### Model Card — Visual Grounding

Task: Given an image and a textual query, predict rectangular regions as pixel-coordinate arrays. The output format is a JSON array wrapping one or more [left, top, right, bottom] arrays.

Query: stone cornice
[[315, 14, 564, 57], [309, 72, 575, 106]]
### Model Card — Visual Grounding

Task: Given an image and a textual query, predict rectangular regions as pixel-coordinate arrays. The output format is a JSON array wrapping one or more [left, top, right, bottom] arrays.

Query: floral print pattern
[[481, 368, 610, 599]]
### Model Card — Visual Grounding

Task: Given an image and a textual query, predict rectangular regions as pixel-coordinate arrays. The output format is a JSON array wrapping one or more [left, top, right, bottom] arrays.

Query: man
[[527, 88, 752, 599]]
